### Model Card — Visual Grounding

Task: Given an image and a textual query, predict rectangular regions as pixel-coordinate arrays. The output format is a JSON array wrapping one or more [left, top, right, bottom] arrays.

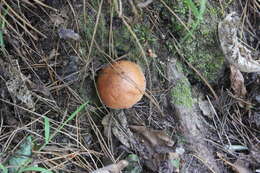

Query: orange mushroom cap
[[97, 60, 146, 109]]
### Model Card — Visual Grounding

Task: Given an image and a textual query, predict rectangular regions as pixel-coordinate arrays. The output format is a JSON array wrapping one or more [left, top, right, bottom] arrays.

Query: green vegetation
[[171, 78, 193, 108], [125, 154, 142, 173], [0, 163, 8, 173], [18, 167, 52, 173], [80, 4, 140, 62], [162, 0, 224, 81], [2, 102, 88, 172], [8, 136, 33, 173], [44, 116, 50, 144], [38, 101, 88, 151], [2, 0, 254, 172], [133, 23, 157, 45], [0, 8, 8, 51], [170, 156, 180, 170], [182, 0, 208, 41]]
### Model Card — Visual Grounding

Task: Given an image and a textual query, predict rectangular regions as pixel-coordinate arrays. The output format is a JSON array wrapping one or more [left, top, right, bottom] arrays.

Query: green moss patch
[[171, 77, 193, 108]]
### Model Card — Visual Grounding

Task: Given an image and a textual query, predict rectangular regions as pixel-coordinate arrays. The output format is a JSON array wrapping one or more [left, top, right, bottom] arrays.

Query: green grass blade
[[181, 0, 208, 42], [18, 166, 53, 173], [0, 163, 8, 173], [185, 0, 199, 17], [0, 30, 4, 48], [51, 101, 88, 138], [0, 8, 8, 49], [38, 101, 88, 151], [44, 116, 50, 144], [198, 0, 207, 20]]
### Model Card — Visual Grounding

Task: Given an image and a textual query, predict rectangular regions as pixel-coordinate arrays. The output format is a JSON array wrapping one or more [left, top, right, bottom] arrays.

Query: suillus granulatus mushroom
[[97, 60, 146, 109]]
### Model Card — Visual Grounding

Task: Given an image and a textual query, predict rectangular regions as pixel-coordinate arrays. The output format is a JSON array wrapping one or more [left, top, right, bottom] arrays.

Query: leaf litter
[[4, 59, 35, 110], [102, 110, 178, 172], [1, 1, 260, 172], [218, 12, 260, 73], [230, 65, 247, 100], [217, 153, 252, 173], [90, 160, 129, 173]]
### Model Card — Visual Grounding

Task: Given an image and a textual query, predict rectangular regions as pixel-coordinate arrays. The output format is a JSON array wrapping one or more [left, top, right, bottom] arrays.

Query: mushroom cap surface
[[97, 60, 146, 109]]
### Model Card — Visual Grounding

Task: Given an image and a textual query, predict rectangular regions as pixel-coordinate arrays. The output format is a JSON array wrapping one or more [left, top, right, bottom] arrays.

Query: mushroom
[[97, 60, 146, 109]]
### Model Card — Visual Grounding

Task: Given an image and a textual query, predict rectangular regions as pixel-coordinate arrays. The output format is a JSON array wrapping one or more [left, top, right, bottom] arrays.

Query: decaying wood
[[167, 58, 220, 173]]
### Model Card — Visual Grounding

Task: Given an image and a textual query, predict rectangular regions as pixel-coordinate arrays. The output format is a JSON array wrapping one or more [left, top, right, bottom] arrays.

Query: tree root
[[167, 58, 221, 173]]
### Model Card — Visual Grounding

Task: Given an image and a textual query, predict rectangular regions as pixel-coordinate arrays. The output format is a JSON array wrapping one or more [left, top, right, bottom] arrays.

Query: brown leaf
[[130, 125, 174, 147], [91, 160, 129, 173], [5, 60, 35, 110], [128, 126, 175, 171], [230, 65, 247, 98], [102, 111, 134, 148], [50, 14, 65, 26]]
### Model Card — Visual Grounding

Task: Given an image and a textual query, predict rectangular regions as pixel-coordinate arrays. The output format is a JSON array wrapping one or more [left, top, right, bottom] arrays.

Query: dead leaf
[[102, 115, 175, 172], [102, 111, 135, 148], [5, 60, 35, 110], [198, 100, 213, 118], [217, 153, 252, 173], [218, 12, 260, 72], [137, 0, 154, 8], [230, 65, 247, 98], [232, 163, 252, 173], [39, 49, 60, 63], [27, 81, 51, 97], [158, 152, 181, 173], [58, 28, 80, 41], [50, 14, 65, 26], [147, 49, 157, 58], [90, 160, 129, 173], [130, 125, 174, 147]]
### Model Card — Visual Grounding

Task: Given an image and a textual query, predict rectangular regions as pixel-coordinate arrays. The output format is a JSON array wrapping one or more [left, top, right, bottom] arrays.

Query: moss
[[168, 1, 225, 82], [171, 77, 193, 108], [79, 3, 136, 59], [170, 57, 193, 108], [133, 24, 157, 45], [175, 61, 184, 73], [148, 0, 225, 81], [184, 4, 225, 81]]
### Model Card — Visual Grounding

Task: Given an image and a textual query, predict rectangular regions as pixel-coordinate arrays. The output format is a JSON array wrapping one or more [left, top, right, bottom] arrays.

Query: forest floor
[[0, 0, 259, 173]]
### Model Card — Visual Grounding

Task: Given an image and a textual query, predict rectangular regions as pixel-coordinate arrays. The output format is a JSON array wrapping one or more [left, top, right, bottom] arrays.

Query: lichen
[[171, 77, 193, 108]]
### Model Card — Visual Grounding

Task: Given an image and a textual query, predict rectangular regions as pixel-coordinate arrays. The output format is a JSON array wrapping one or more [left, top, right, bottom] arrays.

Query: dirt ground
[[0, 0, 259, 173]]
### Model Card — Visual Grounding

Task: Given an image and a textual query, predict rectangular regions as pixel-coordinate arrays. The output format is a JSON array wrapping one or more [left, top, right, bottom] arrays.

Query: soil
[[0, 0, 259, 173]]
